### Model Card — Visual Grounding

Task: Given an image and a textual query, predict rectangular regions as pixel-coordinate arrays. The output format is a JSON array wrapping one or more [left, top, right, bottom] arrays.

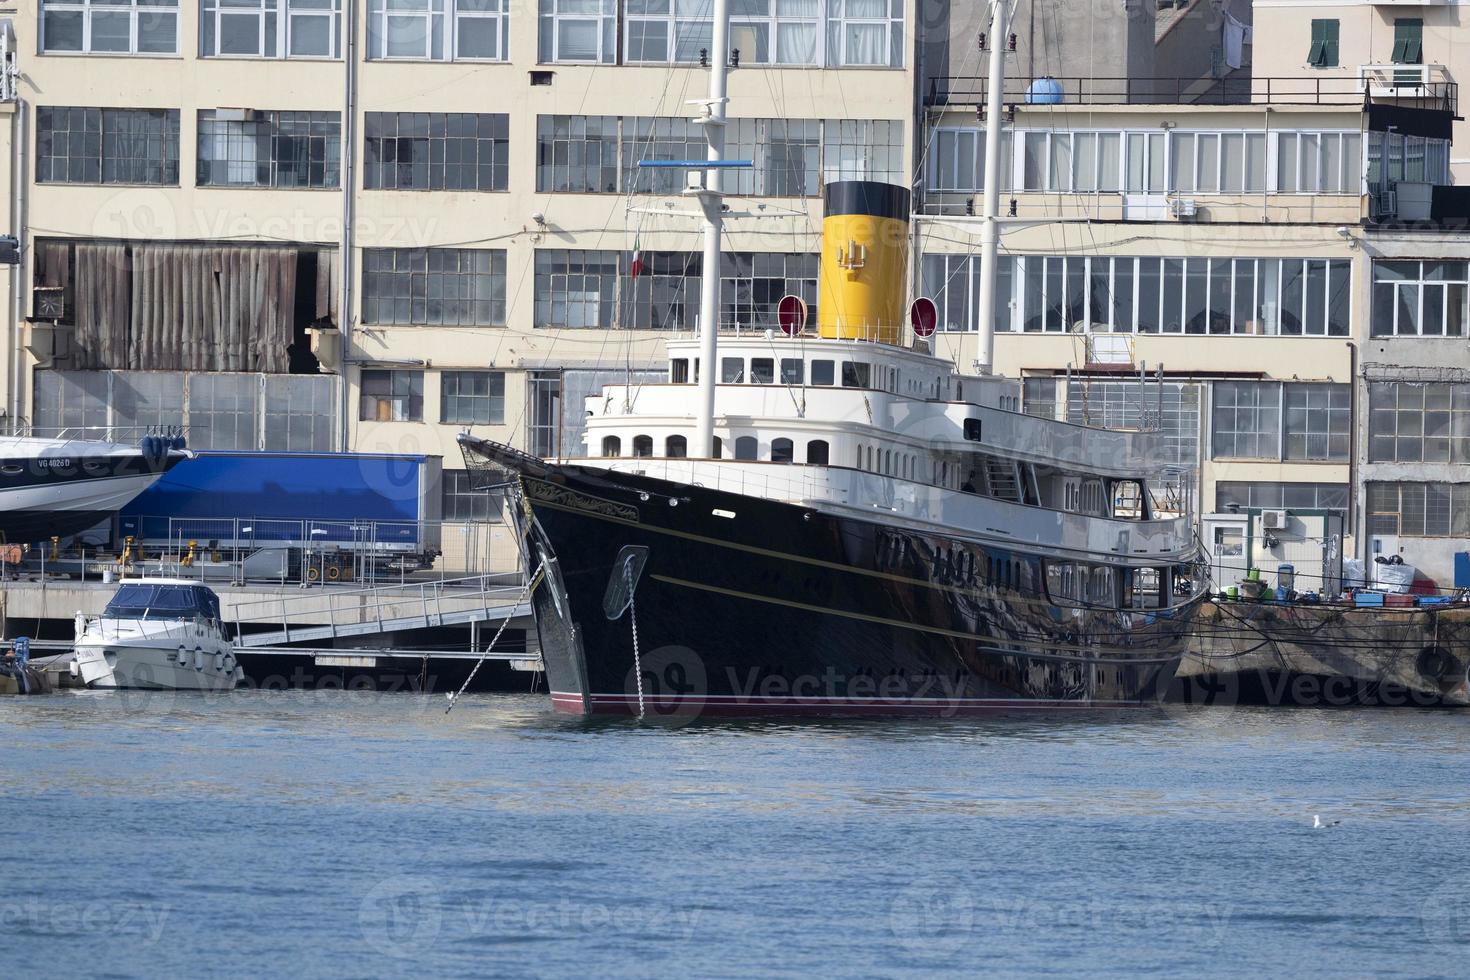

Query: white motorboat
[[72, 579, 242, 691]]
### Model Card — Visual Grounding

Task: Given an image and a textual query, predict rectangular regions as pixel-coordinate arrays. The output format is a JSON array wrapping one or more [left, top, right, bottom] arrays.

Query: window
[[625, 0, 821, 66], [937, 254, 1350, 336], [633, 434, 653, 457], [203, 0, 342, 58], [187, 373, 258, 450], [536, 115, 619, 193], [828, 0, 901, 66], [601, 435, 621, 456], [806, 439, 828, 464], [722, 357, 745, 383], [369, 0, 509, 60], [1068, 379, 1200, 474], [1283, 383, 1351, 461], [443, 469, 499, 521], [780, 359, 804, 384], [621, 116, 707, 194], [772, 437, 794, 462], [841, 362, 871, 388], [440, 370, 505, 425], [1367, 482, 1469, 537], [619, 251, 818, 331], [264, 374, 336, 450], [1368, 133, 1451, 197], [1276, 133, 1360, 194], [363, 248, 507, 326], [1215, 482, 1349, 517], [37, 107, 180, 185], [734, 435, 758, 460], [1391, 18, 1422, 65], [812, 360, 834, 385], [1371, 261, 1468, 337], [363, 112, 509, 191], [534, 249, 618, 327], [1169, 131, 1267, 194], [751, 359, 775, 384], [359, 369, 423, 422], [822, 119, 904, 184], [927, 128, 1014, 194], [1308, 19, 1338, 68], [41, 0, 179, 54], [198, 110, 340, 188], [541, 0, 616, 63], [1369, 382, 1470, 464], [728, 118, 821, 196], [666, 434, 687, 457], [1212, 382, 1280, 460]]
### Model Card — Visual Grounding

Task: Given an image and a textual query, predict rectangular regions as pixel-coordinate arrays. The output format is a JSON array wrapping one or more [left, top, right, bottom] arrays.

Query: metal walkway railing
[[231, 574, 532, 648]]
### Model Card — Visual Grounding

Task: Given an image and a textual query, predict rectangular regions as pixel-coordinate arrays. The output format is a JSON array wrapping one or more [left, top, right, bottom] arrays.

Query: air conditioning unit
[[1261, 509, 1288, 530], [1169, 198, 1198, 219]]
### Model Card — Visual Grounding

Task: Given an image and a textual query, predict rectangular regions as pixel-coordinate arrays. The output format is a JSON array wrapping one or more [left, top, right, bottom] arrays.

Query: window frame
[[197, 109, 341, 189], [36, 106, 182, 186], [40, 0, 181, 56], [358, 368, 425, 422], [362, 247, 508, 327], [439, 370, 506, 425], [368, 0, 510, 62], [201, 0, 343, 60], [362, 111, 511, 192]]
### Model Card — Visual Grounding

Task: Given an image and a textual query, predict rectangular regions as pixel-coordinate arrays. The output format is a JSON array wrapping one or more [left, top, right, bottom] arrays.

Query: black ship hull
[[462, 438, 1200, 719]]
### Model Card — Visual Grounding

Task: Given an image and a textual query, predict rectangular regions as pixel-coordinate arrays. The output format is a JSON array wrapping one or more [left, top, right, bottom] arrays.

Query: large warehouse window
[[1368, 381, 1470, 463], [533, 250, 620, 328], [439, 370, 506, 425], [37, 107, 181, 185], [363, 112, 509, 191], [1366, 481, 1470, 537], [198, 110, 341, 188], [359, 369, 424, 422], [361, 248, 507, 326]]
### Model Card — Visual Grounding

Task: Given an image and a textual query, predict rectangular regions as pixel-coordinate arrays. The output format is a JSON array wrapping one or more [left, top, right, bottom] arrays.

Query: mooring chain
[[445, 561, 543, 715]]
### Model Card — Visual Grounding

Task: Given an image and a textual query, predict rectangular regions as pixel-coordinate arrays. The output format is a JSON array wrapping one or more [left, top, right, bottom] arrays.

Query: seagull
[[1312, 814, 1341, 828]]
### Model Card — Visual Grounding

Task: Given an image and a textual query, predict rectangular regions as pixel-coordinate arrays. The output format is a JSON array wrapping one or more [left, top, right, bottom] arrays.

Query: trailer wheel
[[306, 565, 321, 583], [326, 564, 342, 582]]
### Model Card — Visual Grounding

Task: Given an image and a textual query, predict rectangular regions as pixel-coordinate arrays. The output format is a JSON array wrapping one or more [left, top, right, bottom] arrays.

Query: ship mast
[[975, 0, 1013, 375], [693, 0, 732, 458]]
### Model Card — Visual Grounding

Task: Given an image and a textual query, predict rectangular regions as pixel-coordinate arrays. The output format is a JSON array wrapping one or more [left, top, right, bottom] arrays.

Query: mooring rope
[[445, 562, 543, 715]]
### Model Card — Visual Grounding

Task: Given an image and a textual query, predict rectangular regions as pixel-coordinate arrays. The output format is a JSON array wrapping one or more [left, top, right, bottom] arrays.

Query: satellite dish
[[910, 297, 938, 338], [777, 295, 808, 336]]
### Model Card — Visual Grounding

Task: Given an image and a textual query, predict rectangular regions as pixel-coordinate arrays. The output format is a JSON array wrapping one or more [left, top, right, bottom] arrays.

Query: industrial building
[[0, 1, 1465, 584]]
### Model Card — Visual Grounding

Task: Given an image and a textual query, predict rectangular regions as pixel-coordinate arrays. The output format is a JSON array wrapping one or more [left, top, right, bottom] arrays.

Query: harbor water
[[3, 692, 1469, 977]]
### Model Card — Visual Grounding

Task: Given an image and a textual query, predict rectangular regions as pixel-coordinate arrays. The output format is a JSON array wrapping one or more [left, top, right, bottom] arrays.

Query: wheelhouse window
[[721, 357, 745, 383], [359, 369, 424, 422], [203, 0, 343, 58], [41, 0, 179, 54], [198, 110, 341, 188], [750, 359, 775, 384], [665, 434, 687, 457], [104, 583, 219, 620], [841, 362, 871, 388], [368, 0, 509, 61], [806, 439, 828, 464], [772, 437, 794, 462], [735, 436, 758, 460], [812, 360, 834, 385], [780, 359, 804, 384]]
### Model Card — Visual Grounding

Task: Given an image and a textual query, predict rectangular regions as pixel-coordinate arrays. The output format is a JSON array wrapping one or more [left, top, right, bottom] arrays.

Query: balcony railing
[[925, 74, 1458, 115]]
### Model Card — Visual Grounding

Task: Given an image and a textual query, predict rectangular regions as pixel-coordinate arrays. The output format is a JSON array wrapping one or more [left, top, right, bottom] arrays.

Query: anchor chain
[[626, 555, 645, 720], [445, 561, 543, 715]]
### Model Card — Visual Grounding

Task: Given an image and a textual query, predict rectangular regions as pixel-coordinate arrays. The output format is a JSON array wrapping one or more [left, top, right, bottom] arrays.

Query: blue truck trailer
[[117, 451, 444, 577]]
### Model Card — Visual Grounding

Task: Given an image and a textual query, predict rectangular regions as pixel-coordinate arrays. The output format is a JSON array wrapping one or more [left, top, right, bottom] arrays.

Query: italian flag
[[629, 236, 644, 280]]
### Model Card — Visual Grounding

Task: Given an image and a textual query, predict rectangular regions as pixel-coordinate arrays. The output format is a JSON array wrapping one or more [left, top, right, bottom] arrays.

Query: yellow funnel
[[818, 181, 911, 345]]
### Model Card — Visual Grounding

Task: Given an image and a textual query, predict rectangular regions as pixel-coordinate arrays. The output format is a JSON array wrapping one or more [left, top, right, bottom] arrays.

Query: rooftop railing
[[925, 75, 1458, 115]]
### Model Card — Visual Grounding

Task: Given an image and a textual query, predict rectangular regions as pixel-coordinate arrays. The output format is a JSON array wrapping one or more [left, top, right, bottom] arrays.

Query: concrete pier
[[1174, 600, 1470, 707]]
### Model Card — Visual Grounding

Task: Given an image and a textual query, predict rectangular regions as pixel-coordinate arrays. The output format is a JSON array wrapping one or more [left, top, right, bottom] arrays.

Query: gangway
[[231, 574, 533, 648]]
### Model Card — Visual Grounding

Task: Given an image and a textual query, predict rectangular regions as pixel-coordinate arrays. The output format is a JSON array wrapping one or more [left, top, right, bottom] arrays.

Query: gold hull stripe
[[649, 573, 1178, 665]]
